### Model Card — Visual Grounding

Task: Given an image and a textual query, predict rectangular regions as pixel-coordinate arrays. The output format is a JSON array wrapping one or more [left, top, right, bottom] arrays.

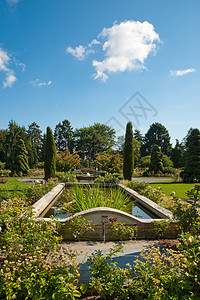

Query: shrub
[[95, 152, 123, 174], [56, 149, 81, 172], [109, 218, 138, 240], [66, 215, 95, 240], [0, 198, 82, 299], [56, 171, 77, 183], [94, 172, 119, 184]]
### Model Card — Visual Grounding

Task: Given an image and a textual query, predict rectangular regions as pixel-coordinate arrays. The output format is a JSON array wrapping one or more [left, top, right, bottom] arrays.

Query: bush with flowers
[[0, 198, 83, 299]]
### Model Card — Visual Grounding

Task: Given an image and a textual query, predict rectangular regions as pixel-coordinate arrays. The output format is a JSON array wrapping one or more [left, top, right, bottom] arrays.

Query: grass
[[0, 177, 32, 191], [149, 180, 196, 199]]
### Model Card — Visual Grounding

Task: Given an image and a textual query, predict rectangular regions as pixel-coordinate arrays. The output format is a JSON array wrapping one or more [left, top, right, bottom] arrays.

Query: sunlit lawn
[[149, 180, 196, 199]]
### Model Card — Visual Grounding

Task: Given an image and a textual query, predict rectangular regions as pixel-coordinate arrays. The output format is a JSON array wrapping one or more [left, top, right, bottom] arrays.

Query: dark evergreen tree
[[149, 145, 163, 173], [123, 122, 134, 180], [133, 129, 144, 146], [54, 120, 74, 153], [74, 123, 116, 162], [44, 127, 56, 180], [180, 128, 200, 182], [11, 139, 29, 175], [5, 120, 27, 168], [141, 122, 171, 156], [28, 122, 43, 160], [170, 139, 185, 168], [26, 139, 38, 168], [0, 129, 8, 163]]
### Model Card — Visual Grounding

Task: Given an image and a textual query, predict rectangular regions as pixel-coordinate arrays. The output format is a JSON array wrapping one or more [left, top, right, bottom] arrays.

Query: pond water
[[44, 202, 160, 219]]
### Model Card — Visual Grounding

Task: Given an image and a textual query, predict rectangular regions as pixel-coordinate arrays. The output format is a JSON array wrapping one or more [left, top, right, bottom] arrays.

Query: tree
[[123, 122, 134, 180], [56, 149, 81, 172], [149, 145, 163, 173], [139, 155, 151, 168], [5, 120, 28, 168], [26, 139, 38, 168], [180, 128, 200, 182], [162, 154, 173, 168], [27, 122, 43, 160], [54, 120, 74, 153], [170, 139, 185, 168], [44, 127, 56, 180], [11, 139, 29, 175], [74, 123, 116, 162], [141, 123, 171, 156], [0, 129, 7, 163], [133, 138, 141, 166], [133, 129, 144, 146], [95, 151, 123, 173]]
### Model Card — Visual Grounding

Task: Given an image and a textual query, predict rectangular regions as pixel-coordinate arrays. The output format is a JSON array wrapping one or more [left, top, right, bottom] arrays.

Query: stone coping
[[32, 183, 65, 217]]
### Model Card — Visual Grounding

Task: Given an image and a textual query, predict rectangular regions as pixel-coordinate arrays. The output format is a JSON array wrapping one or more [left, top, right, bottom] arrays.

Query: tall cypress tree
[[181, 128, 200, 182], [123, 122, 134, 180], [44, 127, 56, 180], [11, 139, 29, 175]]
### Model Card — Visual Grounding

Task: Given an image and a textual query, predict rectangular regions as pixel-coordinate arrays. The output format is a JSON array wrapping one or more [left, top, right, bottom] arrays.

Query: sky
[[0, 0, 199, 145]]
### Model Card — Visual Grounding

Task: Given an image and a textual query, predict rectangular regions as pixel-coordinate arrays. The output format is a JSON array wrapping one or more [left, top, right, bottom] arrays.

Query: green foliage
[[181, 128, 200, 182], [44, 126, 56, 180], [87, 245, 128, 299], [24, 179, 57, 205], [28, 122, 43, 161], [56, 148, 81, 172], [170, 139, 185, 168], [138, 155, 151, 168], [149, 144, 163, 174], [11, 139, 29, 175], [95, 151, 123, 173], [0, 161, 5, 169], [109, 220, 138, 240], [173, 198, 200, 234], [67, 215, 95, 240], [74, 123, 116, 161], [153, 219, 172, 238], [94, 172, 120, 183], [123, 122, 134, 180], [125, 181, 165, 205], [59, 184, 132, 214], [141, 122, 172, 156], [0, 198, 82, 299], [56, 171, 77, 183], [54, 119, 74, 153], [162, 154, 173, 167]]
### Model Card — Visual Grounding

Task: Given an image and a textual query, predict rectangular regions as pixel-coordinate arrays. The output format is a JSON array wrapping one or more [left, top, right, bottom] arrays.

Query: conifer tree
[[123, 122, 134, 180], [11, 139, 29, 175], [181, 128, 200, 182], [44, 127, 56, 180], [149, 145, 163, 173]]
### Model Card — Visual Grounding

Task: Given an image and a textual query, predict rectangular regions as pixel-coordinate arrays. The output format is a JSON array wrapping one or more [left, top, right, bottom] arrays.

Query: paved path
[[62, 240, 161, 284], [132, 177, 172, 183]]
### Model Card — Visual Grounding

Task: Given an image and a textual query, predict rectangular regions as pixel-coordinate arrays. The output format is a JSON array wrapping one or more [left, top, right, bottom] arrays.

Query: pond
[[44, 185, 161, 219]]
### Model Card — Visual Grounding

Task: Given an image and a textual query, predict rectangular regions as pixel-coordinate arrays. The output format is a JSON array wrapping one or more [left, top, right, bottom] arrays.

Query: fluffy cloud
[[66, 45, 87, 60], [67, 20, 160, 81], [6, 0, 19, 5], [170, 68, 195, 76], [30, 79, 52, 87], [0, 48, 17, 88]]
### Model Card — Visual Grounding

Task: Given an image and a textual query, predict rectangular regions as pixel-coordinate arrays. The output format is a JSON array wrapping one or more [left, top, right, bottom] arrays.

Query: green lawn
[[149, 181, 196, 199], [0, 177, 33, 199]]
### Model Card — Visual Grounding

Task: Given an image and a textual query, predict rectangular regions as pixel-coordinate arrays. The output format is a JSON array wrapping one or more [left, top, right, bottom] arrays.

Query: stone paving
[[62, 240, 161, 284]]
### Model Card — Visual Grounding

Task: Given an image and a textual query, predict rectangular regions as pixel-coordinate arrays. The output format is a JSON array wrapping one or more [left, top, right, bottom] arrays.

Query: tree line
[[0, 119, 199, 180]]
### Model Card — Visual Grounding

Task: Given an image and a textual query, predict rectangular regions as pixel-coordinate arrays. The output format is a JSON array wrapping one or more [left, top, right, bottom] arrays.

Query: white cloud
[[30, 79, 52, 87], [170, 68, 195, 76], [18, 62, 26, 72], [66, 45, 86, 60], [3, 74, 17, 88], [67, 20, 160, 81], [0, 48, 17, 88], [6, 0, 19, 5]]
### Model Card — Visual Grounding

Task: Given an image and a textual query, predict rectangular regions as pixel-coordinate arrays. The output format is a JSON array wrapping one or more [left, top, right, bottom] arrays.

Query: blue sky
[[0, 0, 199, 145]]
